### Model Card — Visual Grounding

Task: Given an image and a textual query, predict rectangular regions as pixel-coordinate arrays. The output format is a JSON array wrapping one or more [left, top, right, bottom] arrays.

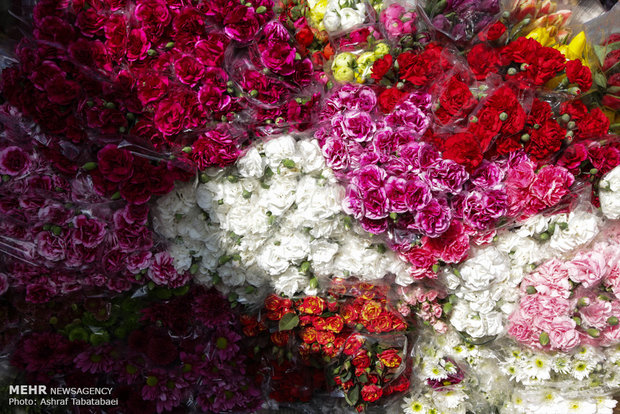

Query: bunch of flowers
[[317, 84, 581, 281], [317, 0, 372, 35], [244, 278, 411, 412], [4, 284, 262, 413], [508, 236, 620, 352], [599, 165, 620, 219], [330, 33, 390, 83], [379, 2, 418, 42], [396, 284, 452, 333], [0, 120, 190, 302], [419, 0, 500, 43], [444, 201, 603, 340], [585, 31, 620, 131], [401, 324, 620, 414], [154, 135, 413, 304]]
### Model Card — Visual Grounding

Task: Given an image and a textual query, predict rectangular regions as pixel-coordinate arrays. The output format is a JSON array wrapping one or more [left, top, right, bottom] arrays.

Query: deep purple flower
[[343, 185, 365, 219], [74, 345, 115, 374], [405, 179, 432, 210], [386, 103, 430, 137], [360, 217, 389, 234], [385, 176, 408, 213], [141, 368, 188, 414], [335, 110, 376, 143], [35, 231, 66, 261], [148, 252, 187, 287], [72, 215, 106, 248], [321, 137, 350, 171], [471, 161, 505, 189]]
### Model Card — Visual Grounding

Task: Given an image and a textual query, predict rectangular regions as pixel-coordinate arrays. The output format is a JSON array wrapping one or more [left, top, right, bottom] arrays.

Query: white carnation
[[599, 166, 620, 220], [549, 210, 600, 253], [237, 147, 264, 178]]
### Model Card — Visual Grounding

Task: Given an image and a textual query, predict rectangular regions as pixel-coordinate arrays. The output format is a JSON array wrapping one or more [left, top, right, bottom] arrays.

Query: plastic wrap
[[242, 277, 412, 412]]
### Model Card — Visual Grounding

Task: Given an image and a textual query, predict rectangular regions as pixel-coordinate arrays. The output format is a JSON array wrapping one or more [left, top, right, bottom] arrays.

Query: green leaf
[[345, 385, 360, 406], [278, 312, 299, 331], [594, 45, 607, 66], [340, 370, 352, 383], [358, 374, 368, 384], [594, 73, 607, 89]]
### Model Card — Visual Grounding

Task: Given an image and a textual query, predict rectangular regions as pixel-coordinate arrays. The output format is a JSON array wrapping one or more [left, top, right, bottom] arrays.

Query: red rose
[[295, 24, 314, 48], [377, 87, 407, 114], [361, 384, 383, 403], [97, 144, 134, 182], [300, 326, 317, 344], [577, 108, 610, 139], [467, 43, 501, 81], [360, 300, 382, 322], [438, 76, 477, 119], [265, 294, 292, 312], [324, 315, 344, 333], [442, 132, 483, 172], [565, 59, 592, 91], [371, 54, 393, 81], [315, 330, 335, 345]]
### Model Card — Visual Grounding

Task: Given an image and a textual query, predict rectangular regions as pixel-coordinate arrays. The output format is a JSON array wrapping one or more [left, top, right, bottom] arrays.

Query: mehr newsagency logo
[[8, 385, 118, 407]]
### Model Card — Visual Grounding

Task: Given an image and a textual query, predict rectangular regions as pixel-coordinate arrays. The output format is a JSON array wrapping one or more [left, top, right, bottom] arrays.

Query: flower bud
[[499, 112, 508, 121]]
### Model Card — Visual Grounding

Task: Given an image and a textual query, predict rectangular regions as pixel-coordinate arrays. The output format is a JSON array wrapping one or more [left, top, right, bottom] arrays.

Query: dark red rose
[[371, 54, 393, 81], [467, 43, 501, 81], [378, 87, 407, 114], [442, 132, 483, 172], [97, 144, 134, 182], [565, 59, 592, 91]]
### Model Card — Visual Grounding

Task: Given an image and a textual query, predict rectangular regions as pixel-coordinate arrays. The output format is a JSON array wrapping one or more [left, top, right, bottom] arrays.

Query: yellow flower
[[563, 31, 586, 60], [308, 0, 328, 30], [373, 42, 390, 58], [525, 27, 553, 47], [333, 66, 355, 82]]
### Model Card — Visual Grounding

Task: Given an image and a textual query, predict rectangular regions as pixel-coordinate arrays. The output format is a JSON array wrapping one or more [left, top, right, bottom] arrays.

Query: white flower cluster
[[443, 208, 602, 339], [401, 326, 620, 414], [322, 0, 368, 33], [599, 166, 620, 220], [154, 136, 412, 303]]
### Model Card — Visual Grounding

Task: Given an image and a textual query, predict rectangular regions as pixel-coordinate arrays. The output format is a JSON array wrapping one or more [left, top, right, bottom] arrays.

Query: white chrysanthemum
[[522, 354, 552, 381], [571, 358, 595, 381], [566, 399, 597, 414]]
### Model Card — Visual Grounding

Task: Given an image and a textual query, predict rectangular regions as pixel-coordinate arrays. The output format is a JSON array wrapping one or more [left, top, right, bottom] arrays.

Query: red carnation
[[371, 54, 393, 81], [377, 87, 407, 113], [442, 132, 483, 172], [361, 384, 383, 403], [566, 59, 592, 91]]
